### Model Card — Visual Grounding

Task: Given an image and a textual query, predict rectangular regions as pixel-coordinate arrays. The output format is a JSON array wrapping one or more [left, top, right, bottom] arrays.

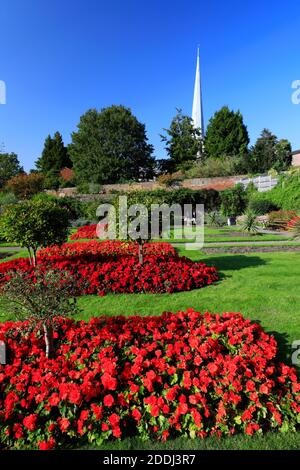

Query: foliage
[[287, 215, 300, 238], [0, 199, 70, 265], [0, 241, 218, 295], [111, 188, 221, 214], [35, 132, 72, 189], [0, 152, 23, 188], [204, 106, 249, 160], [241, 210, 259, 234], [0, 310, 299, 449], [32, 193, 83, 220], [185, 156, 240, 178], [205, 211, 226, 227], [160, 109, 203, 172], [0, 269, 80, 357], [260, 174, 300, 211], [157, 171, 184, 187], [248, 198, 279, 215], [68, 106, 155, 184], [220, 184, 248, 217], [267, 210, 296, 230], [0, 192, 17, 213], [247, 130, 292, 173], [6, 172, 45, 199]]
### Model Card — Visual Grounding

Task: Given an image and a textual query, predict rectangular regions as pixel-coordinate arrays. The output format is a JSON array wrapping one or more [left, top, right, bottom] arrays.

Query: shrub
[[268, 210, 296, 230], [241, 210, 259, 234], [111, 188, 221, 214], [220, 184, 247, 217], [0, 199, 71, 265], [6, 173, 45, 199], [0, 310, 299, 449], [248, 174, 300, 211], [287, 215, 300, 238], [205, 211, 226, 227], [186, 156, 238, 178], [248, 198, 279, 215], [32, 193, 83, 220]]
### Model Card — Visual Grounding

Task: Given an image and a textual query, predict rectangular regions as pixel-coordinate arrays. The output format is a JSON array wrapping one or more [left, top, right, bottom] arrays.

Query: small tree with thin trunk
[[0, 269, 81, 358], [0, 199, 70, 265]]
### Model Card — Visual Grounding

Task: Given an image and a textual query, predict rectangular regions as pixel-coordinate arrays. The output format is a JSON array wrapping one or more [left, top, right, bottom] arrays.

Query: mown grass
[[80, 432, 300, 450]]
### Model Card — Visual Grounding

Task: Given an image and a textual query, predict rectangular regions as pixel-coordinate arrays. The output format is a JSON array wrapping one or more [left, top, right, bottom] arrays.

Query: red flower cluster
[[70, 224, 104, 240], [39, 240, 176, 258], [287, 214, 300, 232], [0, 242, 217, 295], [0, 310, 299, 449]]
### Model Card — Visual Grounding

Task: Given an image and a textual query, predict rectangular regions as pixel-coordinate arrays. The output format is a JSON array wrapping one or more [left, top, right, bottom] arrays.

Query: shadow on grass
[[202, 255, 268, 272]]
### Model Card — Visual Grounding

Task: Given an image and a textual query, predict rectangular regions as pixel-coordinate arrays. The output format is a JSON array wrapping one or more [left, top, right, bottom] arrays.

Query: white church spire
[[192, 47, 204, 136]]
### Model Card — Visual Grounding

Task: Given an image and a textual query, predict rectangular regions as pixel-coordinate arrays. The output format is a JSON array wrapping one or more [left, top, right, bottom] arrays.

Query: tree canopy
[[0, 152, 23, 188], [160, 109, 203, 172], [247, 129, 292, 173], [204, 106, 249, 159], [68, 105, 155, 184], [0, 199, 70, 265], [36, 132, 72, 188]]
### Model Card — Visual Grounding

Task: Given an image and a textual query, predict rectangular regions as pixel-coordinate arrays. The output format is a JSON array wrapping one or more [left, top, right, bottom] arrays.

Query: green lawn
[[0, 246, 299, 450], [159, 226, 293, 244]]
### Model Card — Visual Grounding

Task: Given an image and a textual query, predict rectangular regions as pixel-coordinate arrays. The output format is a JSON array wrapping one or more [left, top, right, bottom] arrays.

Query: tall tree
[[36, 132, 72, 186], [248, 129, 292, 173], [204, 106, 249, 159], [68, 105, 155, 184], [0, 152, 23, 188], [160, 109, 202, 172]]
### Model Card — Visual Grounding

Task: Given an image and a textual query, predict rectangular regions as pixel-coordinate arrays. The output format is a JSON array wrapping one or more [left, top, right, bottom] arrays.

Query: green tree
[[248, 129, 292, 173], [160, 109, 202, 171], [0, 152, 23, 188], [204, 106, 249, 160], [36, 132, 72, 188], [68, 106, 155, 184], [0, 199, 70, 265], [220, 184, 248, 220]]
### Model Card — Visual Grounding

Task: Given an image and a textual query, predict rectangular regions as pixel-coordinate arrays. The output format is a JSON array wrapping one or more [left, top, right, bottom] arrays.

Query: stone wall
[[47, 175, 245, 198]]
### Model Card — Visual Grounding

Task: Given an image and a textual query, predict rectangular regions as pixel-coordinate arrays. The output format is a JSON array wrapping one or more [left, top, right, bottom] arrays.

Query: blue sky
[[0, 0, 300, 171]]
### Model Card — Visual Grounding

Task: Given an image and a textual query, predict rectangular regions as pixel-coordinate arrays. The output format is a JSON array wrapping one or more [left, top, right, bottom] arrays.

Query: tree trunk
[[27, 247, 33, 265], [32, 249, 37, 267], [138, 242, 143, 265], [43, 323, 54, 358]]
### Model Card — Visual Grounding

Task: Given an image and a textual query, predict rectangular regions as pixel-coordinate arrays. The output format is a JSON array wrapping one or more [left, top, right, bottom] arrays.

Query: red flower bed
[[0, 310, 299, 449], [0, 242, 217, 295], [40, 240, 176, 258], [70, 224, 100, 240]]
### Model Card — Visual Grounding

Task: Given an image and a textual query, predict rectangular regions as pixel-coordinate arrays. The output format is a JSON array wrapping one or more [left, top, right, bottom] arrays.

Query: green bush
[[32, 193, 84, 220], [111, 188, 221, 213], [248, 174, 300, 211], [185, 156, 240, 178], [220, 184, 248, 217], [248, 198, 279, 215]]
